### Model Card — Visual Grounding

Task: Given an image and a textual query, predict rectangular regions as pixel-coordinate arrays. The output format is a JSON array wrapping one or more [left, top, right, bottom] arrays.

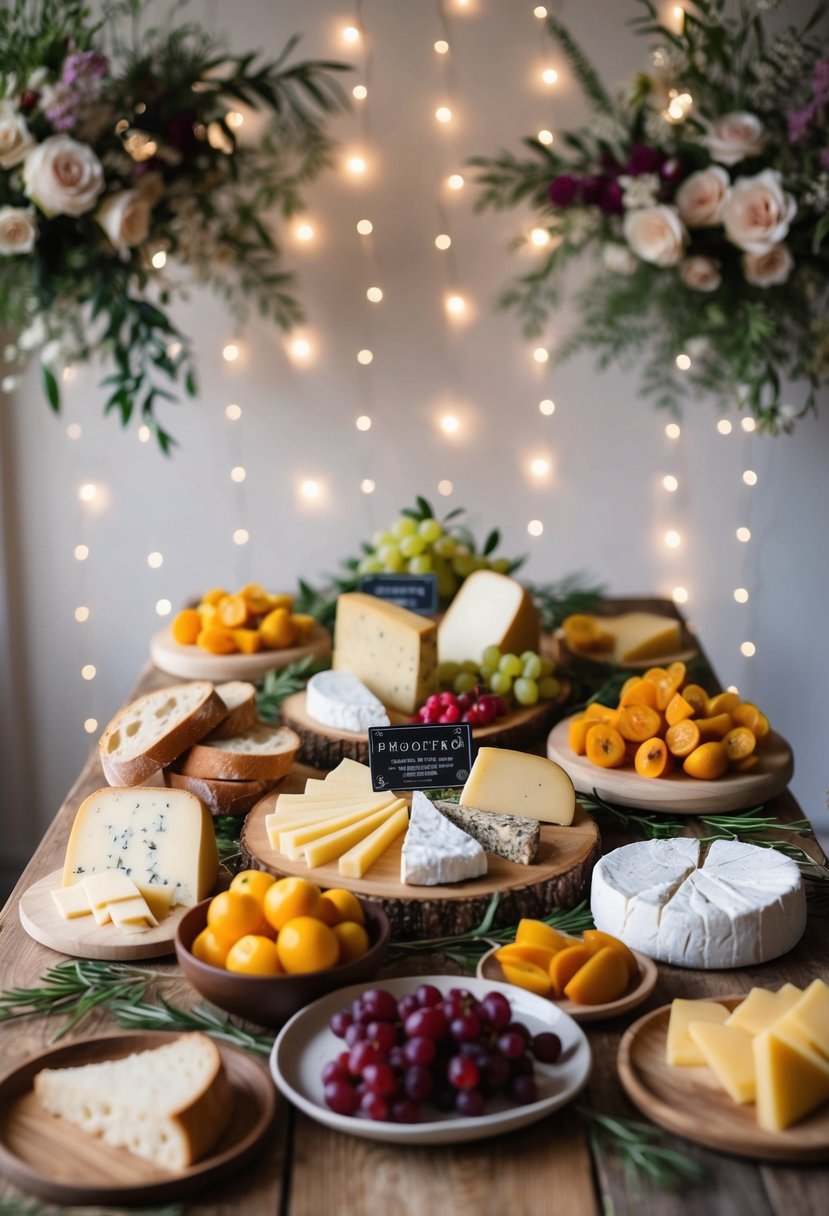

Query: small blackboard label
[[368, 723, 473, 792], [359, 573, 438, 616]]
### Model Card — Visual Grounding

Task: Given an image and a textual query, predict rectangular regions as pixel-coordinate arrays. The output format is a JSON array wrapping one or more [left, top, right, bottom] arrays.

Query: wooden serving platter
[[280, 689, 566, 770], [150, 622, 331, 681], [19, 870, 192, 961], [547, 716, 794, 815], [240, 794, 601, 940], [553, 625, 698, 670], [0, 1031, 277, 1204], [618, 999, 829, 1163]]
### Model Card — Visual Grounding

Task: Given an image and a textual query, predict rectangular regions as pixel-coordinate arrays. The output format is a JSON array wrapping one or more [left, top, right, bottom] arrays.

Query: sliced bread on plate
[[98, 681, 226, 786], [177, 723, 300, 782], [164, 768, 275, 817], [210, 681, 259, 740]]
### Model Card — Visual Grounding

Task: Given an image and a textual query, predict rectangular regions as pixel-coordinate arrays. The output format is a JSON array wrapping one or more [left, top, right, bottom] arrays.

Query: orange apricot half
[[515, 919, 575, 953], [563, 947, 629, 1005], [665, 718, 701, 758], [549, 944, 593, 998], [683, 741, 729, 780], [585, 724, 626, 768], [618, 704, 662, 743], [500, 958, 552, 997], [582, 930, 639, 981], [635, 737, 670, 779]]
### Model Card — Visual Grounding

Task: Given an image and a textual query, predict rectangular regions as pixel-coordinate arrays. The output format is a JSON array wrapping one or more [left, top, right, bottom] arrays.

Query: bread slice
[[211, 681, 259, 740], [177, 723, 300, 782], [34, 1033, 233, 1170], [164, 768, 275, 817], [99, 682, 226, 786]]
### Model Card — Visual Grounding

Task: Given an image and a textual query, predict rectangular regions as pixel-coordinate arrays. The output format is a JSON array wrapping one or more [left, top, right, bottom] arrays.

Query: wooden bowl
[[175, 897, 390, 1028]]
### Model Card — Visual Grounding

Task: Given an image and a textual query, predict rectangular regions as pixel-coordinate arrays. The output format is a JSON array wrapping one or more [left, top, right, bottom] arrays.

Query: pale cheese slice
[[754, 1026, 829, 1131], [304, 802, 405, 868], [725, 984, 802, 1036], [137, 884, 176, 921], [323, 758, 373, 788], [339, 806, 410, 878], [304, 777, 373, 795], [82, 871, 143, 926], [768, 979, 829, 1061], [460, 747, 575, 825], [666, 998, 730, 1065], [51, 885, 93, 920], [437, 570, 539, 666], [688, 1021, 756, 1103], [109, 893, 159, 933], [277, 800, 397, 859], [605, 612, 683, 663], [274, 792, 388, 812]]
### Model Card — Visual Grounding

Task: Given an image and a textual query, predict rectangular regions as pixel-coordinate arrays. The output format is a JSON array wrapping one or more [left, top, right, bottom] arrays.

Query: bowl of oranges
[[175, 871, 391, 1026]]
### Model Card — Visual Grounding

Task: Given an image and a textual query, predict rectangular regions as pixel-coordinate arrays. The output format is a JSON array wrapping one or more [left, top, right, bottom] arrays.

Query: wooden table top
[[1, 604, 828, 1216]]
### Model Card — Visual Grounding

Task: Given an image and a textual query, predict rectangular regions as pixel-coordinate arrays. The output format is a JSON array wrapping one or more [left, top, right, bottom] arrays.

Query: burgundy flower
[[599, 151, 622, 177], [549, 174, 581, 208], [581, 175, 605, 206], [20, 91, 39, 112], [165, 109, 201, 156], [660, 157, 685, 185], [600, 179, 624, 214], [625, 144, 662, 175]]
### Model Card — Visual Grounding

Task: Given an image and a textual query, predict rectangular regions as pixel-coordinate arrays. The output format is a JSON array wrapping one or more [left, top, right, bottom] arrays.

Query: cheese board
[[553, 629, 698, 671], [150, 621, 331, 681], [18, 869, 194, 961], [547, 716, 794, 814], [279, 688, 567, 770], [0, 1031, 277, 1204], [476, 944, 658, 1023], [618, 999, 829, 1163], [240, 788, 601, 940]]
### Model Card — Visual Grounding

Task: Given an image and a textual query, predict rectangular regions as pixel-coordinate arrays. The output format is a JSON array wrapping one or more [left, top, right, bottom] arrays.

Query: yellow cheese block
[[769, 979, 829, 1061], [437, 570, 540, 666], [666, 998, 730, 1066], [109, 893, 158, 933], [304, 777, 373, 795], [303, 802, 405, 868], [83, 871, 143, 925], [460, 747, 575, 825], [136, 884, 176, 920], [725, 984, 802, 1036], [51, 885, 93, 920], [605, 612, 683, 663], [688, 1021, 756, 1103], [754, 1026, 829, 1131], [339, 806, 410, 878], [266, 798, 396, 841], [277, 801, 398, 860], [332, 593, 438, 714], [275, 792, 388, 812], [323, 758, 373, 788]]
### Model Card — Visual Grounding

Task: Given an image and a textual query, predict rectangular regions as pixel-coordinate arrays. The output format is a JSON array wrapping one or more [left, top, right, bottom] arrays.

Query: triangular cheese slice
[[754, 1027, 829, 1131], [401, 791, 487, 886]]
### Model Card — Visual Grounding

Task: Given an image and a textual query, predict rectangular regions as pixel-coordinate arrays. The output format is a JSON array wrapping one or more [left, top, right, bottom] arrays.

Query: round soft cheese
[[590, 838, 806, 969]]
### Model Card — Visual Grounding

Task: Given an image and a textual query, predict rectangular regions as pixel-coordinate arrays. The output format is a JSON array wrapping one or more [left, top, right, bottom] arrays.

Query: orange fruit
[[634, 737, 670, 778], [171, 608, 201, 645], [582, 930, 639, 981], [681, 683, 709, 715], [515, 919, 575, 952], [230, 870, 276, 908], [706, 691, 741, 717], [496, 943, 559, 971], [333, 921, 370, 963], [617, 704, 661, 743], [665, 718, 701, 758], [619, 679, 658, 710], [226, 934, 283, 976], [568, 716, 590, 756], [217, 593, 249, 628], [563, 947, 629, 1005], [696, 713, 733, 741], [263, 877, 322, 932], [723, 726, 756, 762], [665, 692, 694, 727], [666, 661, 686, 687], [191, 927, 232, 969], [683, 741, 729, 780], [276, 916, 339, 974], [202, 586, 228, 606], [207, 889, 266, 945], [585, 702, 620, 724], [549, 945, 593, 998], [499, 959, 552, 997], [316, 888, 366, 927], [585, 723, 626, 768]]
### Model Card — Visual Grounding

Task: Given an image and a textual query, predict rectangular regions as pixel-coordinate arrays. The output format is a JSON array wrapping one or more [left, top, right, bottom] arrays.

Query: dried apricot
[[217, 593, 249, 628], [496, 943, 559, 971], [665, 718, 701, 757], [196, 626, 238, 655], [515, 919, 575, 952], [549, 944, 593, 998], [681, 683, 709, 715], [723, 726, 756, 762], [696, 713, 734, 740], [260, 606, 298, 649], [171, 608, 201, 645], [499, 958, 552, 997], [635, 737, 670, 778], [665, 691, 694, 726], [585, 702, 621, 724], [666, 661, 687, 687], [618, 704, 662, 743], [563, 946, 629, 1005], [683, 741, 729, 780], [582, 930, 639, 981], [568, 716, 591, 755], [619, 678, 658, 710], [585, 724, 626, 768], [232, 628, 263, 654]]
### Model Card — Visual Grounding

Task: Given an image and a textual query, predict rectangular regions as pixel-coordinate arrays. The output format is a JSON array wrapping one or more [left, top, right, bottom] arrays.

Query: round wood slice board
[[280, 689, 566, 770], [553, 627, 698, 670], [0, 1031, 277, 1204], [547, 716, 794, 815], [19, 870, 194, 961], [150, 622, 331, 681], [618, 999, 829, 1163], [477, 944, 657, 1024], [240, 797, 601, 941]]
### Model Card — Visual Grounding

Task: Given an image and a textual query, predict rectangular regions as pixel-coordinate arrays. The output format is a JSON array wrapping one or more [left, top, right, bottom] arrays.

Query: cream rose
[[743, 243, 794, 288], [0, 206, 37, 254], [23, 135, 104, 218], [703, 112, 766, 166], [96, 190, 151, 250], [0, 101, 35, 169], [623, 205, 688, 267], [675, 166, 729, 228], [602, 243, 638, 276], [720, 170, 797, 253], [679, 256, 721, 292]]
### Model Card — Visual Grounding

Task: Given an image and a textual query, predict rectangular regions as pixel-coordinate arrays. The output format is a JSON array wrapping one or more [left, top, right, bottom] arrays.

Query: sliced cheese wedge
[[109, 893, 158, 933], [274, 792, 388, 812], [339, 806, 410, 878], [666, 998, 730, 1065], [304, 802, 405, 868], [688, 1021, 756, 1103], [725, 984, 802, 1036], [460, 747, 575, 825], [51, 885, 93, 920], [323, 758, 373, 788], [137, 884, 176, 921], [278, 801, 397, 859], [754, 1026, 829, 1131], [267, 797, 395, 832], [83, 872, 144, 926]]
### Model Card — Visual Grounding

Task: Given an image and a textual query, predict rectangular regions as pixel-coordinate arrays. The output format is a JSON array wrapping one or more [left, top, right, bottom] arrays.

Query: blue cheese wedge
[[433, 800, 540, 865], [306, 671, 390, 734], [401, 791, 487, 886]]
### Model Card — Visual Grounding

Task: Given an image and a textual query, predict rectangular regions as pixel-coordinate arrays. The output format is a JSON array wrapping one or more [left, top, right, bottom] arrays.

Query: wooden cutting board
[[240, 794, 601, 940], [547, 716, 794, 815], [150, 622, 331, 681]]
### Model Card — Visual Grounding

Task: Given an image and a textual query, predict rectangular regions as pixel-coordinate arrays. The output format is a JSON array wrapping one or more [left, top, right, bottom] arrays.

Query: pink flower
[[675, 166, 730, 228], [623, 205, 688, 267], [679, 256, 721, 292], [743, 244, 794, 288], [720, 170, 797, 254], [23, 135, 104, 218], [703, 113, 766, 166]]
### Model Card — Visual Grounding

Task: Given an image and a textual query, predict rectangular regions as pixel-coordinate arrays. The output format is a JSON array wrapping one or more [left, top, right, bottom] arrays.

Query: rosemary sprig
[[579, 1107, 706, 1190], [0, 961, 152, 1039], [522, 575, 605, 634], [579, 791, 686, 839], [257, 656, 327, 722], [110, 996, 276, 1057]]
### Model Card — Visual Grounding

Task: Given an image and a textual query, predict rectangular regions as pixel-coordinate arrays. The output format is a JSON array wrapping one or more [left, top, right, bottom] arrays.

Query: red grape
[[455, 1088, 486, 1117], [390, 1098, 421, 1123], [329, 1010, 353, 1038], [404, 1006, 448, 1041], [450, 1012, 482, 1043], [362, 1062, 398, 1097], [448, 1055, 480, 1091], [366, 1021, 397, 1053], [415, 983, 442, 1008], [324, 1079, 360, 1115], [348, 1040, 382, 1076], [360, 1091, 390, 1121], [482, 992, 512, 1029], [404, 1065, 434, 1102], [404, 1036, 437, 1067], [497, 1031, 526, 1060], [531, 1033, 562, 1064], [362, 989, 398, 1022], [510, 1075, 538, 1105], [322, 1059, 349, 1085]]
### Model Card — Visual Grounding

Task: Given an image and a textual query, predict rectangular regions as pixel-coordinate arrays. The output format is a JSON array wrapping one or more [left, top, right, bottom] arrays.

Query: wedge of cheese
[[767, 979, 829, 1061], [303, 803, 406, 868], [332, 593, 437, 713], [82, 871, 146, 926], [688, 1021, 756, 1102], [754, 1026, 829, 1131], [109, 894, 158, 933], [401, 792, 487, 886], [339, 805, 410, 878], [666, 998, 730, 1065], [725, 984, 802, 1036], [460, 748, 575, 825], [51, 885, 94, 920], [605, 612, 682, 663], [278, 801, 398, 859], [437, 570, 540, 665], [322, 758, 373, 790]]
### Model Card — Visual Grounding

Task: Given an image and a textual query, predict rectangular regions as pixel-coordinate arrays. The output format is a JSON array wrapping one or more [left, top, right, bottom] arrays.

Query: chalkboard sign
[[367, 723, 473, 792], [359, 573, 438, 616]]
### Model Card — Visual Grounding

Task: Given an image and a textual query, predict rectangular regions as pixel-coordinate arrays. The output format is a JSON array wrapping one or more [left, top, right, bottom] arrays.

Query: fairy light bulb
[[435, 234, 451, 250], [665, 423, 681, 439], [537, 129, 554, 145], [151, 250, 167, 269], [357, 349, 373, 365], [295, 222, 315, 242], [62, 366, 76, 382], [74, 544, 89, 561], [138, 425, 151, 442], [527, 519, 544, 537], [440, 414, 460, 435], [447, 174, 464, 190], [79, 483, 97, 502], [675, 353, 691, 370], [717, 419, 733, 435], [530, 458, 549, 477], [231, 466, 246, 482], [446, 294, 466, 316], [734, 587, 749, 603], [233, 528, 249, 546], [74, 606, 90, 623], [357, 219, 373, 235], [67, 423, 81, 439], [542, 68, 559, 85], [147, 551, 163, 568], [226, 110, 244, 128], [539, 399, 555, 415], [664, 530, 681, 549], [533, 347, 549, 364], [356, 415, 372, 431], [366, 286, 383, 302], [225, 403, 242, 420], [741, 641, 756, 657], [741, 417, 756, 432], [534, 5, 548, 16], [742, 470, 758, 486], [346, 155, 367, 175], [81, 664, 96, 681], [662, 475, 679, 492], [361, 479, 376, 494], [736, 526, 751, 542], [301, 479, 320, 500], [434, 40, 449, 54], [156, 599, 172, 616], [352, 85, 368, 100], [672, 586, 689, 604], [530, 228, 550, 247], [438, 480, 453, 496], [342, 25, 360, 43], [290, 337, 312, 361], [222, 342, 239, 362], [84, 718, 98, 734], [435, 106, 453, 123]]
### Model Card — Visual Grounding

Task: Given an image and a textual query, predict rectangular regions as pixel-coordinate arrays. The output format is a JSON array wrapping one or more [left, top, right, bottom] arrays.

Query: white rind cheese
[[306, 670, 390, 733], [591, 838, 806, 969], [401, 791, 487, 886]]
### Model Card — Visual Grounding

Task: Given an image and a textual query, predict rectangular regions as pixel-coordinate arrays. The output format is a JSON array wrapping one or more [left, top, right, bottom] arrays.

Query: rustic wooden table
[[1, 614, 828, 1216]]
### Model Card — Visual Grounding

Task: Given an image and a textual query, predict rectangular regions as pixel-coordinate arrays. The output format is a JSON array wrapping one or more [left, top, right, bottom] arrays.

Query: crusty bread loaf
[[164, 767, 275, 817], [98, 682, 226, 786], [34, 1033, 233, 1170], [177, 723, 300, 782], [210, 681, 259, 740]]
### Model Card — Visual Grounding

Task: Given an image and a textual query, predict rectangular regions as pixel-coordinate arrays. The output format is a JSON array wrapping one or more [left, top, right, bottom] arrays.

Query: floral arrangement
[[0, 0, 349, 448], [471, 0, 829, 432]]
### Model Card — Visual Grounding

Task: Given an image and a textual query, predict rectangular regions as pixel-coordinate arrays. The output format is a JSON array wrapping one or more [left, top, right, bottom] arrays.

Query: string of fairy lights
[[63, 0, 763, 735]]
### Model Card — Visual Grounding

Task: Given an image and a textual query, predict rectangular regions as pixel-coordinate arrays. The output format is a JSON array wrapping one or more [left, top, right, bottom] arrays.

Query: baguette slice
[[210, 681, 259, 740], [178, 723, 300, 782], [99, 681, 226, 786], [34, 1032, 232, 1169], [164, 767, 275, 817]]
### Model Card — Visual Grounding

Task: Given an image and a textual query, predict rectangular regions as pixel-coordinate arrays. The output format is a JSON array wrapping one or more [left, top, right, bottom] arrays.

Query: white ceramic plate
[[270, 975, 591, 1145]]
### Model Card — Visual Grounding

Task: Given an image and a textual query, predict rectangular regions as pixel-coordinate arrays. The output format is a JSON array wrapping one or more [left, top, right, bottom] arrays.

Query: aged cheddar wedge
[[433, 799, 540, 865], [688, 1022, 756, 1102], [606, 612, 682, 663], [460, 748, 575, 825], [437, 570, 540, 665], [303, 802, 405, 867], [769, 979, 829, 1060], [666, 998, 730, 1065], [278, 801, 397, 859], [754, 1026, 829, 1131], [725, 984, 802, 1036], [323, 758, 374, 789], [332, 593, 437, 713], [339, 805, 410, 878]]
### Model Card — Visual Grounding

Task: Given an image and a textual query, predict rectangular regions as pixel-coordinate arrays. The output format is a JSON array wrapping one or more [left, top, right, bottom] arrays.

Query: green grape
[[399, 534, 426, 558], [391, 516, 417, 539], [452, 554, 477, 578], [513, 677, 539, 706], [522, 654, 542, 680], [489, 558, 511, 573], [479, 665, 496, 683], [489, 671, 513, 696], [461, 659, 479, 673], [378, 543, 404, 572], [453, 671, 478, 694], [418, 518, 443, 543], [408, 554, 433, 574], [432, 536, 457, 558], [372, 530, 394, 548], [538, 676, 561, 700], [358, 556, 384, 574], [438, 660, 461, 683], [499, 653, 523, 678], [538, 658, 555, 678], [481, 645, 502, 668], [435, 561, 459, 600]]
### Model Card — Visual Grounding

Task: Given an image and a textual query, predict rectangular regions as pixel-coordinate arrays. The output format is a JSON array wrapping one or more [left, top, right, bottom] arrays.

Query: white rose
[[679, 255, 721, 292], [602, 243, 638, 275], [96, 190, 151, 250], [23, 135, 104, 218], [623, 205, 688, 267], [743, 243, 794, 287], [0, 206, 37, 254], [703, 112, 766, 166], [675, 166, 730, 227], [721, 170, 797, 253], [0, 100, 35, 169]]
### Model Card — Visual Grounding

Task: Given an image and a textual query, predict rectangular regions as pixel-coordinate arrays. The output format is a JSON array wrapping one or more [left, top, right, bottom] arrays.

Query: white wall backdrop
[[2, 0, 826, 883]]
